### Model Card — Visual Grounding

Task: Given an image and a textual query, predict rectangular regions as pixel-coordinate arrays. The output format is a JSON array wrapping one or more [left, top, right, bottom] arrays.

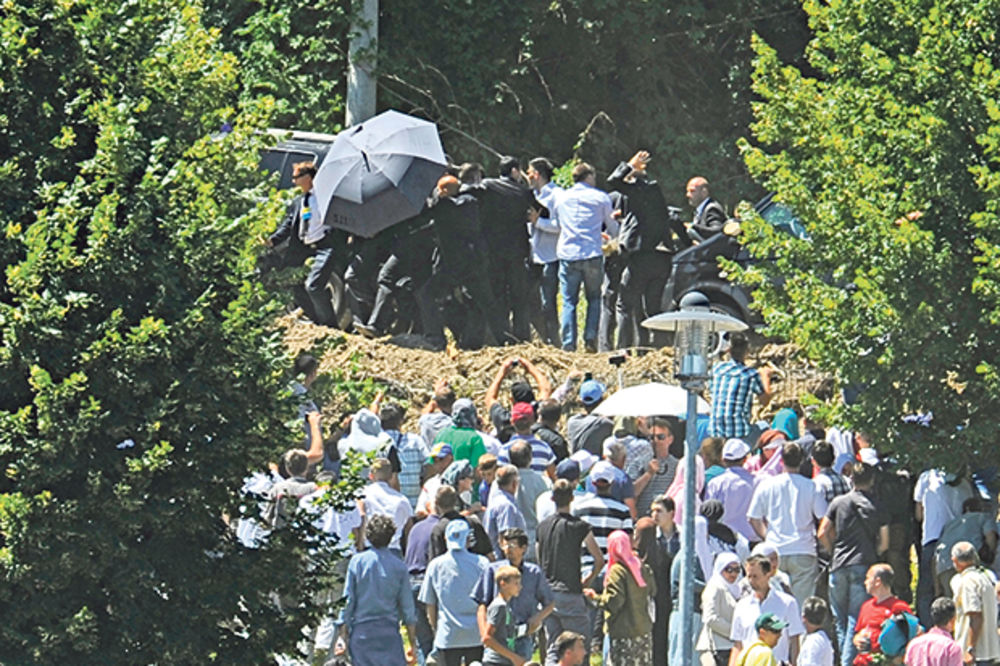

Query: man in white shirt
[[730, 553, 805, 665], [361, 458, 413, 554], [748, 442, 826, 607], [526, 157, 564, 345], [551, 162, 618, 353], [950, 541, 1000, 665]]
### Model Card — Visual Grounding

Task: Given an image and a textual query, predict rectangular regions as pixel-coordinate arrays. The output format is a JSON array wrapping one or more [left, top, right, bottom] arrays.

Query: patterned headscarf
[[605, 530, 647, 588], [441, 459, 473, 488], [451, 398, 478, 429]]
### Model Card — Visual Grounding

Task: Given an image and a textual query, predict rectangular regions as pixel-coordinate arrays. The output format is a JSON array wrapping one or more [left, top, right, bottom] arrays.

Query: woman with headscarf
[[696, 552, 743, 666], [432, 398, 487, 468], [771, 407, 800, 441], [744, 428, 786, 477], [583, 529, 656, 665], [696, 500, 751, 579], [441, 459, 476, 510]]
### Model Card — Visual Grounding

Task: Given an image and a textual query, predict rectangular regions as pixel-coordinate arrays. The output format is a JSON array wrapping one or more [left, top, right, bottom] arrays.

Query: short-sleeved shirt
[[736, 639, 778, 666], [472, 559, 554, 624], [404, 514, 439, 574], [825, 489, 888, 570], [483, 488, 527, 556], [704, 465, 756, 542], [913, 469, 974, 545], [584, 464, 636, 503], [434, 425, 487, 468], [730, 589, 804, 664], [362, 480, 413, 551], [419, 411, 453, 448], [814, 466, 851, 504], [566, 413, 613, 456], [935, 512, 997, 575], [386, 430, 429, 510], [904, 626, 963, 666], [531, 423, 569, 462], [498, 435, 556, 473], [709, 359, 764, 438], [536, 512, 592, 593], [799, 630, 834, 666], [748, 472, 825, 556], [482, 596, 518, 666], [419, 549, 490, 649], [571, 492, 633, 571], [952, 566, 1000, 660], [636, 454, 679, 518], [855, 595, 912, 654]]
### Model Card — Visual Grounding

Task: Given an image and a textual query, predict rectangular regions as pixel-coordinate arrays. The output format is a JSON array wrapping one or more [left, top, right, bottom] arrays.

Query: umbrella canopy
[[312, 110, 447, 238], [592, 382, 711, 418]]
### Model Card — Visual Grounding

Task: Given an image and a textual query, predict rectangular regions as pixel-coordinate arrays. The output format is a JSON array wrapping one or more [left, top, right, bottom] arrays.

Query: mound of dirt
[[280, 315, 832, 427]]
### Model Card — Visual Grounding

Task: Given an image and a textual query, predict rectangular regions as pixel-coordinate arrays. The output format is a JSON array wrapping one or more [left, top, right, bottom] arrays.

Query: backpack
[[878, 611, 920, 657]]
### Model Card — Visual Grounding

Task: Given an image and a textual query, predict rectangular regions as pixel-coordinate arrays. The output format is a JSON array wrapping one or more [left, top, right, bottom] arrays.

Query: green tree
[[738, 0, 1000, 467], [0, 0, 344, 661]]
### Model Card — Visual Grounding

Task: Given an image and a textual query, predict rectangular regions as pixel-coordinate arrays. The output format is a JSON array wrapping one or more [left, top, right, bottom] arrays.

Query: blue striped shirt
[[709, 359, 764, 438], [497, 435, 556, 473]]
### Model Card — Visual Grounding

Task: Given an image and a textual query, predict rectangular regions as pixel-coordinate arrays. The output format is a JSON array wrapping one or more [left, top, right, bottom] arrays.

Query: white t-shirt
[[730, 589, 804, 664], [913, 469, 974, 545], [799, 630, 834, 666], [362, 480, 412, 550], [748, 473, 825, 555]]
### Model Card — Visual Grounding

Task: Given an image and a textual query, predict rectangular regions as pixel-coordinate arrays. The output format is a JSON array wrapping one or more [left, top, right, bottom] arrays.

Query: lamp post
[[642, 291, 747, 665]]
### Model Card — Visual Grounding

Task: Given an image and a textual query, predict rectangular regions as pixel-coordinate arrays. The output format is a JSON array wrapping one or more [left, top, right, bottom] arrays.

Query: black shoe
[[355, 322, 381, 339], [584, 341, 598, 353]]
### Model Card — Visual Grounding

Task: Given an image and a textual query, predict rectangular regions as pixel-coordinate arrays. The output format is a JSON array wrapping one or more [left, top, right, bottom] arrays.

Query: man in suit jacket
[[607, 150, 689, 348], [265, 161, 349, 327], [686, 176, 727, 243], [466, 156, 545, 343]]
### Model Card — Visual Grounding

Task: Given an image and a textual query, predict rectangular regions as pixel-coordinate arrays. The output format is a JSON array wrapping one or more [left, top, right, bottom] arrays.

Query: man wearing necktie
[[264, 161, 348, 326]]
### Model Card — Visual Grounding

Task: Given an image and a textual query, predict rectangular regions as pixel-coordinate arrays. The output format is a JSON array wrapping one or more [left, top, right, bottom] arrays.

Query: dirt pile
[[280, 316, 833, 425]]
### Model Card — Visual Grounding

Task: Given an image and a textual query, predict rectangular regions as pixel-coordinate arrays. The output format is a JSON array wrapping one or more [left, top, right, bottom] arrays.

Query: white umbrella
[[312, 109, 447, 238], [592, 382, 711, 418]]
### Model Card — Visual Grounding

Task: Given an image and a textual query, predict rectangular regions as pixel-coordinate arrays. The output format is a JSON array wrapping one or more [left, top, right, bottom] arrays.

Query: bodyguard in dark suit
[[608, 151, 690, 348], [466, 156, 544, 343], [686, 176, 727, 243], [416, 176, 512, 350], [266, 161, 349, 327]]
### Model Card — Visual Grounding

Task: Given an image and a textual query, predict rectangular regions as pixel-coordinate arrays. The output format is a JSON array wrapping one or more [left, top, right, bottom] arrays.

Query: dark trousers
[[305, 238, 345, 327], [492, 255, 532, 341], [367, 253, 431, 334], [417, 267, 510, 347], [599, 255, 625, 351], [917, 538, 937, 625], [616, 252, 670, 348], [439, 646, 484, 666], [259, 243, 320, 322]]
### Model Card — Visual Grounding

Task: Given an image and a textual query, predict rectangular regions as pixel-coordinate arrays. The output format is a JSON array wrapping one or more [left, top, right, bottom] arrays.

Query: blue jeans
[[559, 256, 603, 350], [829, 564, 868, 666]]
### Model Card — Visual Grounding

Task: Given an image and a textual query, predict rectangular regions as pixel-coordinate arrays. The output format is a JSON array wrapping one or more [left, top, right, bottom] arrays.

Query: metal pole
[[346, 0, 378, 126], [679, 387, 699, 665]]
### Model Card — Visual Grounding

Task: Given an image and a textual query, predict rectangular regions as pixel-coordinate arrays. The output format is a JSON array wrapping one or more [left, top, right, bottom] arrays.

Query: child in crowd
[[481, 565, 525, 666], [799, 596, 834, 666]]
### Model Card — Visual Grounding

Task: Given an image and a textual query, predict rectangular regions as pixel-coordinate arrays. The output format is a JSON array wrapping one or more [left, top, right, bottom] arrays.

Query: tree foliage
[[0, 0, 343, 661], [738, 0, 1000, 467]]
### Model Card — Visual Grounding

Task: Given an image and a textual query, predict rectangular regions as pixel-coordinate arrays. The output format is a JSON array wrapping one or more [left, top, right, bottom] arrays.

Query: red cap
[[511, 402, 535, 423]]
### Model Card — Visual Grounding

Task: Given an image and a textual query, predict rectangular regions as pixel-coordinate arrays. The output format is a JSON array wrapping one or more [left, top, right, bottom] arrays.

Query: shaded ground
[[280, 315, 834, 424]]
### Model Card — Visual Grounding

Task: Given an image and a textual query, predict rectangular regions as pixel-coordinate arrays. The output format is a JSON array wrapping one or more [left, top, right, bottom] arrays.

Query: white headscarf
[[711, 551, 742, 599]]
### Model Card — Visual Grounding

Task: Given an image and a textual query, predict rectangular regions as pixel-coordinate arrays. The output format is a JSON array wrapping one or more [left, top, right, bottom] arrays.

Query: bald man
[[416, 175, 513, 349], [685, 176, 727, 243]]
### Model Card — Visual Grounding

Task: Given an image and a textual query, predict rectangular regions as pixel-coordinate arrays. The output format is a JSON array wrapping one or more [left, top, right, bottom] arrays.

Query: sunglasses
[[653, 433, 671, 440], [723, 565, 742, 574], [292, 173, 309, 180]]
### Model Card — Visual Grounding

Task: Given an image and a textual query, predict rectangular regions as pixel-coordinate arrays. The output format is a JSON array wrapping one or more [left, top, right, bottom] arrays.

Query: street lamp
[[642, 291, 747, 665]]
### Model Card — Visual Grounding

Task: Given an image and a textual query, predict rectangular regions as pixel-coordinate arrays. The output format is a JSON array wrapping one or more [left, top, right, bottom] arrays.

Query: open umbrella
[[592, 382, 711, 418], [312, 110, 447, 238]]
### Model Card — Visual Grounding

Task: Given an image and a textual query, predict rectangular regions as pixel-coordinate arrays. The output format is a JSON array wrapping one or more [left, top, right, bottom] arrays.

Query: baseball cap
[[589, 460, 616, 484], [426, 442, 453, 464], [555, 458, 581, 481], [579, 380, 606, 405], [510, 381, 535, 404], [722, 438, 751, 461], [755, 612, 789, 632], [569, 449, 598, 474], [445, 519, 470, 550], [511, 402, 535, 423]]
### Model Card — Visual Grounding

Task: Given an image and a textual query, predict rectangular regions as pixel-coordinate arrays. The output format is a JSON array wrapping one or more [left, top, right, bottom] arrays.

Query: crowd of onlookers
[[263, 150, 727, 354], [242, 342, 1000, 666]]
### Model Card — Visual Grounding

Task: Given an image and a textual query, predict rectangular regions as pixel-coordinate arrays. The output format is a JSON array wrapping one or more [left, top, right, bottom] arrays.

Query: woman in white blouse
[[697, 551, 743, 666]]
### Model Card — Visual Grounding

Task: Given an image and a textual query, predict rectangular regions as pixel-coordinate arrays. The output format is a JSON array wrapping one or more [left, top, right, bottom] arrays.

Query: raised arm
[[518, 357, 552, 400]]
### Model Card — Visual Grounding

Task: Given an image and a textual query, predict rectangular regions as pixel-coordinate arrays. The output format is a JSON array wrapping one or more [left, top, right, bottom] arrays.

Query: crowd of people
[[262, 151, 728, 352], [242, 335, 1000, 666]]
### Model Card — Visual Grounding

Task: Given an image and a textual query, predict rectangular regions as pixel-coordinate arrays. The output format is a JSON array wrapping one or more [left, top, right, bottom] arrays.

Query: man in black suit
[[607, 151, 689, 348], [685, 176, 727, 243], [469, 156, 544, 343], [416, 176, 512, 350], [265, 161, 349, 327]]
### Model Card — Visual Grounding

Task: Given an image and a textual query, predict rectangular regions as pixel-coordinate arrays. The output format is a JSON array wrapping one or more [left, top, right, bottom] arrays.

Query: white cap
[[859, 448, 880, 466], [589, 460, 617, 484], [569, 449, 598, 474], [722, 438, 751, 461]]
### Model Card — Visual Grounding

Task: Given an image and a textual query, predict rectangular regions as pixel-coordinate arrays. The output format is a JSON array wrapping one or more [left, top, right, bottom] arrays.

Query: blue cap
[[579, 380, 606, 405], [556, 458, 580, 481], [445, 520, 470, 550]]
